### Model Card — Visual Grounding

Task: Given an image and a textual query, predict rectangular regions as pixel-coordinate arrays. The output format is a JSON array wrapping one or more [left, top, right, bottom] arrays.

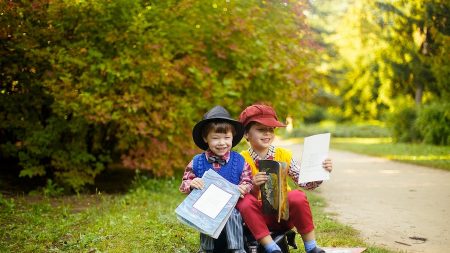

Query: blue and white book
[[175, 169, 241, 239]]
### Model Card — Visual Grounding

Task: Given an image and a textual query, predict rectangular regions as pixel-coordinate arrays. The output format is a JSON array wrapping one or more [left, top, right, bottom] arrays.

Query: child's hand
[[238, 184, 248, 198], [322, 158, 333, 172], [190, 178, 205, 190], [253, 172, 269, 186]]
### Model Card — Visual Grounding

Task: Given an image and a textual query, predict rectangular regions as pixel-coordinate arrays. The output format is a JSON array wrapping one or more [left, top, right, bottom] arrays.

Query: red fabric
[[239, 104, 286, 128], [236, 190, 314, 240]]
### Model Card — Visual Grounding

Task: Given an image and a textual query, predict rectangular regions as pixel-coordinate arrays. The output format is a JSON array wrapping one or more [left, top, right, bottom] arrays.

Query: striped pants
[[200, 208, 246, 252]]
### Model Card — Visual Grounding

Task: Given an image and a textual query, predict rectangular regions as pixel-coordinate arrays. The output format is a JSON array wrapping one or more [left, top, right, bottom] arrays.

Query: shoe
[[307, 247, 325, 253]]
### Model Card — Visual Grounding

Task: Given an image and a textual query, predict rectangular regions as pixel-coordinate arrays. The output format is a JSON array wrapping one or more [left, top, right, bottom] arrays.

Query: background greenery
[[1, 0, 449, 190], [1, 0, 318, 190], [1, 2, 447, 252]]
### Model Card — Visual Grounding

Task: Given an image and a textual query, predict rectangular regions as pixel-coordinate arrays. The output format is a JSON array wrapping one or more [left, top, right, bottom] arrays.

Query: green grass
[[331, 138, 450, 171], [281, 122, 449, 171], [280, 137, 450, 171], [0, 177, 199, 253], [282, 122, 390, 138], [0, 174, 395, 253]]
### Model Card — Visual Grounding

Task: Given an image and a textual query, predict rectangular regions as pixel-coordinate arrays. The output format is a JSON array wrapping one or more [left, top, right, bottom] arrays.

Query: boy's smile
[[261, 137, 272, 143], [203, 131, 233, 156], [245, 123, 275, 153]]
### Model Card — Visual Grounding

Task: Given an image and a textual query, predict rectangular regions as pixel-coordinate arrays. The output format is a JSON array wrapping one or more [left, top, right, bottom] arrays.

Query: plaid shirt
[[248, 145, 322, 190], [179, 150, 253, 194]]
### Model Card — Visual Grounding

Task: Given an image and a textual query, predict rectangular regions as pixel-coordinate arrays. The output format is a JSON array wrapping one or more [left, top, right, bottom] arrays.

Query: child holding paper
[[179, 105, 253, 253], [236, 104, 333, 253]]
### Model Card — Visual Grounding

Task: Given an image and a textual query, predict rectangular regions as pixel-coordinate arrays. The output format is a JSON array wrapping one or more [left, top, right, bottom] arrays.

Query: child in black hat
[[179, 105, 253, 253]]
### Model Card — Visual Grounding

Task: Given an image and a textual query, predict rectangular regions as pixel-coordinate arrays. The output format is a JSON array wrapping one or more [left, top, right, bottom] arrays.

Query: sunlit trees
[[309, 0, 449, 143], [2, 0, 447, 190], [0, 0, 315, 189]]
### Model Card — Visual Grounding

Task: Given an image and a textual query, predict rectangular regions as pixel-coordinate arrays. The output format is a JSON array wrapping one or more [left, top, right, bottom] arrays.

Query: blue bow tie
[[207, 155, 226, 166]]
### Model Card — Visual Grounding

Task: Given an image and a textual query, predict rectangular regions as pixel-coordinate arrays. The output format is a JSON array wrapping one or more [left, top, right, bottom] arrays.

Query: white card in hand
[[298, 133, 331, 184]]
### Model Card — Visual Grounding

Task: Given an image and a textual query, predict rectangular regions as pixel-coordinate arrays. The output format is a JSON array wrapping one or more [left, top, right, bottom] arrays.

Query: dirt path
[[274, 139, 450, 253]]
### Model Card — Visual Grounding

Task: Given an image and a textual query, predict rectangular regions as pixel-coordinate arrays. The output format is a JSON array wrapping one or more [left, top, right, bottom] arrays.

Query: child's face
[[203, 130, 233, 156], [245, 122, 275, 152]]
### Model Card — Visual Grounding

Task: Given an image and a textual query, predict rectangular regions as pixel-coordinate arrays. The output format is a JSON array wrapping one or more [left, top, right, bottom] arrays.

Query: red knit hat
[[239, 104, 286, 128]]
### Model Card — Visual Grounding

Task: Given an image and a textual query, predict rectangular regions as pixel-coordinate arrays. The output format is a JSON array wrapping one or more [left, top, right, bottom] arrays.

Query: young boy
[[179, 105, 253, 253], [236, 104, 333, 253]]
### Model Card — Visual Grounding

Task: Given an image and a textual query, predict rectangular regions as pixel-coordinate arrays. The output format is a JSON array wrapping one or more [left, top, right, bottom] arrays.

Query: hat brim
[[192, 118, 245, 150], [250, 118, 286, 128]]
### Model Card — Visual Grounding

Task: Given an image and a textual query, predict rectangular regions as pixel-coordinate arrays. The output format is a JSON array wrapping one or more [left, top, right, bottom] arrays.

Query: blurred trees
[[0, 0, 315, 189], [309, 0, 449, 144], [1, 0, 448, 190]]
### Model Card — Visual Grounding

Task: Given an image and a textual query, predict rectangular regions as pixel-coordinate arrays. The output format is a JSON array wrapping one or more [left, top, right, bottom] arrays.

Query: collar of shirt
[[205, 150, 230, 164], [248, 145, 275, 162]]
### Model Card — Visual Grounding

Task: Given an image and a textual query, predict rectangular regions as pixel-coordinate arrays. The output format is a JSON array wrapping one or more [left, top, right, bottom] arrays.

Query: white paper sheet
[[298, 133, 331, 184], [193, 184, 232, 219]]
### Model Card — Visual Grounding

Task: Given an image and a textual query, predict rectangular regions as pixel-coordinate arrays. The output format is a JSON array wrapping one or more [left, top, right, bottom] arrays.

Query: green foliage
[[415, 102, 450, 145], [43, 179, 65, 197], [1, 0, 315, 190], [3, 0, 447, 190], [332, 137, 450, 171], [0, 178, 197, 253], [284, 122, 390, 138], [27, 179, 65, 197], [0, 194, 16, 213], [303, 105, 327, 124], [0, 178, 394, 253], [309, 0, 450, 122], [1, 1, 114, 190], [387, 105, 421, 143], [386, 100, 449, 145]]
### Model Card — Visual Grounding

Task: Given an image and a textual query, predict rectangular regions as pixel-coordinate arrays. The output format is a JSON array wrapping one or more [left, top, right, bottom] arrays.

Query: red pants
[[236, 190, 315, 240]]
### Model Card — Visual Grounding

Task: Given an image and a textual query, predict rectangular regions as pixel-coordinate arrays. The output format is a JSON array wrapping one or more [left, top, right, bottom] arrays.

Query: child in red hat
[[179, 105, 253, 253], [236, 104, 333, 253]]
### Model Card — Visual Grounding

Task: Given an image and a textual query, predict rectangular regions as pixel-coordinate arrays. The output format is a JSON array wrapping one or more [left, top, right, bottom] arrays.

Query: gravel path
[[275, 139, 450, 253]]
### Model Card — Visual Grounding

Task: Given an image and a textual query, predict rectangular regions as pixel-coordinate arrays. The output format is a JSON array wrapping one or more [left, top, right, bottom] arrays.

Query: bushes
[[1, 0, 314, 190], [415, 102, 450, 145], [286, 100, 450, 146], [388, 101, 449, 145], [387, 106, 421, 143]]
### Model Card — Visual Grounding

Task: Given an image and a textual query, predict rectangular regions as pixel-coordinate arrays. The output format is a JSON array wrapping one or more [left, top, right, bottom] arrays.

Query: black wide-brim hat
[[192, 105, 244, 150]]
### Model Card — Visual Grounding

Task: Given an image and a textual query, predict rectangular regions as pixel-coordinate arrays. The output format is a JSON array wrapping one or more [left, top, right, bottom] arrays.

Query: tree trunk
[[415, 83, 423, 105]]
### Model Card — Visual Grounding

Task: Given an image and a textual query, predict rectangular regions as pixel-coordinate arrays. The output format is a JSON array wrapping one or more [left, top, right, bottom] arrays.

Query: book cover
[[175, 169, 241, 239], [258, 160, 289, 222]]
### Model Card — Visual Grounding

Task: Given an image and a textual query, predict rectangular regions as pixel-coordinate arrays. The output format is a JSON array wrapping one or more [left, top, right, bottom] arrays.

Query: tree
[[309, 0, 449, 121], [1, 0, 316, 189], [373, 0, 449, 105]]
